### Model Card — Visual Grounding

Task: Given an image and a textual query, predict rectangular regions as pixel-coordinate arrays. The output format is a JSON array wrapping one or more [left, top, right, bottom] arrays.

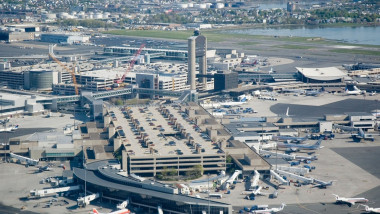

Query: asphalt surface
[[270, 98, 379, 119], [233, 145, 380, 214], [0, 203, 38, 214], [332, 146, 380, 179]]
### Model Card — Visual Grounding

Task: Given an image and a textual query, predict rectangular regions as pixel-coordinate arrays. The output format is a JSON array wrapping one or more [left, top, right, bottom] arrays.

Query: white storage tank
[[179, 3, 188, 8], [103, 12, 110, 19], [94, 12, 103, 19]]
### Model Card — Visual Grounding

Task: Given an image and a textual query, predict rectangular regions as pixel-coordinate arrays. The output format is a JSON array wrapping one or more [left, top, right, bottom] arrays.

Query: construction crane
[[49, 53, 79, 95], [115, 44, 145, 84]]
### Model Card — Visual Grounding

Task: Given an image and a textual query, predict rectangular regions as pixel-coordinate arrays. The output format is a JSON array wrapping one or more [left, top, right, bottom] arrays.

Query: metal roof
[[296, 67, 347, 81], [73, 167, 231, 207]]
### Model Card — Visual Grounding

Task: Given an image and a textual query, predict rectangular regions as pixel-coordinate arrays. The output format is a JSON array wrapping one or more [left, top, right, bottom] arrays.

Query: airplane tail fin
[[332, 194, 339, 200], [93, 208, 99, 214], [358, 128, 365, 137], [314, 138, 323, 147], [281, 203, 286, 210]]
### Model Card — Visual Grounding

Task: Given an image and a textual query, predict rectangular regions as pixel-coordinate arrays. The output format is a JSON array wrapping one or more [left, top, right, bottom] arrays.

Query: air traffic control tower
[[187, 29, 207, 90]]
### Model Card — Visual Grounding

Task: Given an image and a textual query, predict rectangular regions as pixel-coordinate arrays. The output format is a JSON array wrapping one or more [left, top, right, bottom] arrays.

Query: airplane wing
[[312, 183, 324, 188], [342, 199, 355, 205], [253, 211, 271, 214]]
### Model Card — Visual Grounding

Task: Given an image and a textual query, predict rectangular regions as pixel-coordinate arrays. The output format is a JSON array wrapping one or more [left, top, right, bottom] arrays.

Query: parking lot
[[110, 104, 219, 157]]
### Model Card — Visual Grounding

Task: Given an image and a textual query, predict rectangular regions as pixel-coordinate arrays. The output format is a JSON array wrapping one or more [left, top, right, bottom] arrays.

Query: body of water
[[224, 26, 380, 45]]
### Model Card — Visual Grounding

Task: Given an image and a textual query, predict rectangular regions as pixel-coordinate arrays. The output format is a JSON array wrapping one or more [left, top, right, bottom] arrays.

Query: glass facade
[[79, 181, 230, 214], [45, 152, 75, 157], [29, 70, 53, 90]]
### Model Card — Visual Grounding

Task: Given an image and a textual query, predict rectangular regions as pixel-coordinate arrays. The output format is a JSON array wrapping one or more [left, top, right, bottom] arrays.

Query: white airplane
[[333, 194, 368, 206], [36, 164, 53, 172], [312, 180, 334, 188], [345, 86, 364, 95], [0, 117, 10, 124], [0, 125, 19, 133], [93, 208, 131, 214], [352, 128, 375, 142], [361, 205, 380, 213], [277, 137, 324, 152], [251, 203, 286, 214], [219, 96, 248, 107], [250, 186, 264, 196], [272, 135, 310, 144]]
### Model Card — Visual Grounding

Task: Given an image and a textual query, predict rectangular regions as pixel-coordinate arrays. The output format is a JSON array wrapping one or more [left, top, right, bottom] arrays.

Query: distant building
[[296, 67, 347, 83], [24, 69, 59, 91], [214, 71, 238, 91], [0, 30, 35, 42], [0, 93, 46, 117], [40, 34, 90, 44], [0, 63, 24, 89], [287, 1, 296, 12]]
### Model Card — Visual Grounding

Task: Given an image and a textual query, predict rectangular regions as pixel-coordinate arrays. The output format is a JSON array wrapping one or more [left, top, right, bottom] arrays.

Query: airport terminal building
[[73, 160, 232, 214], [296, 67, 347, 83]]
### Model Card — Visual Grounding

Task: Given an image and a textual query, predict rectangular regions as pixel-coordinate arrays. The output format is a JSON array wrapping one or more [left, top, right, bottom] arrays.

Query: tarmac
[[0, 33, 380, 213]]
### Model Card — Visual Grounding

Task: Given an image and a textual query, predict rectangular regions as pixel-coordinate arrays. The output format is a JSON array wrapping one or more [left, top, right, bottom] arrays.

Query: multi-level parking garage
[[108, 104, 226, 176]]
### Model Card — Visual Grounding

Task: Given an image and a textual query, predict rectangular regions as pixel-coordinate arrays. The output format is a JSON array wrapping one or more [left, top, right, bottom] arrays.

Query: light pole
[[73, 104, 76, 129], [208, 173, 210, 214], [82, 145, 86, 199], [1, 95, 7, 163], [261, 123, 265, 143]]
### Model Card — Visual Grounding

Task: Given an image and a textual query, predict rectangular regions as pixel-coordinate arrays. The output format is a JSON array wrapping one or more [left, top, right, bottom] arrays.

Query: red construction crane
[[115, 44, 145, 84]]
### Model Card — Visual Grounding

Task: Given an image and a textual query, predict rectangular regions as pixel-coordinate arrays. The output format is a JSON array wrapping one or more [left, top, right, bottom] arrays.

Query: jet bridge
[[275, 169, 314, 184], [30, 185, 81, 198], [77, 193, 101, 207], [270, 170, 289, 186], [10, 153, 39, 166], [276, 166, 310, 176]]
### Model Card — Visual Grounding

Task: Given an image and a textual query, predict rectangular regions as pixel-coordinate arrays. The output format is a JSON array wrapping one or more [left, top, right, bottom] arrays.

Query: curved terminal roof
[[296, 67, 347, 81], [73, 160, 231, 208]]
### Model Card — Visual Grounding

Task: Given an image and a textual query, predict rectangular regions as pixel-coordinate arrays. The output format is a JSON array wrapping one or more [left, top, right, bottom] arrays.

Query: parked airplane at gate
[[277, 138, 323, 152], [313, 180, 334, 188], [333, 194, 368, 206], [219, 96, 249, 107], [352, 128, 375, 141], [345, 86, 364, 95], [251, 203, 286, 214], [361, 205, 380, 213], [272, 135, 310, 144]]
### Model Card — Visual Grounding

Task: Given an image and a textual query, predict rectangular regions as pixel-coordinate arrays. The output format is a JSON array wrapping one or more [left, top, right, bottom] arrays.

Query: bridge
[[39, 87, 185, 108], [0, 55, 48, 59], [104, 46, 187, 60]]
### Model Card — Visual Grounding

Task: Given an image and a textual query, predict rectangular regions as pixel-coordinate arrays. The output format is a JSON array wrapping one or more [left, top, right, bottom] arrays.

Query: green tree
[[186, 165, 203, 179]]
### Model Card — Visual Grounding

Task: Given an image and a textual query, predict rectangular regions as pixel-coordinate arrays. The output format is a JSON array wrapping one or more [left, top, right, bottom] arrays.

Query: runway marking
[[296, 194, 321, 214]]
